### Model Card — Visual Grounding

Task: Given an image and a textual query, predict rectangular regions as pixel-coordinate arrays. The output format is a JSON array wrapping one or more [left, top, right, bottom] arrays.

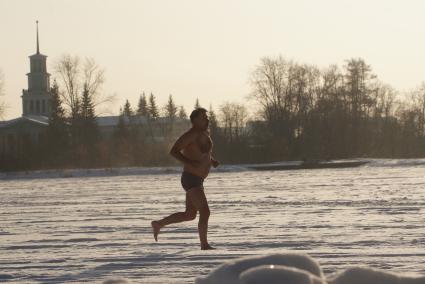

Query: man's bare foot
[[201, 244, 215, 250], [151, 221, 161, 242]]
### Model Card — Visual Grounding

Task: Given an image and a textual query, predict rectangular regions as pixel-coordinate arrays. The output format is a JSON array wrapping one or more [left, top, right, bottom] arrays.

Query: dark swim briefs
[[181, 171, 204, 191]]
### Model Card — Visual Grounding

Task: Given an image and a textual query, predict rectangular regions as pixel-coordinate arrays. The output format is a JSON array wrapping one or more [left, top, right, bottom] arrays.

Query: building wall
[[0, 121, 46, 162]]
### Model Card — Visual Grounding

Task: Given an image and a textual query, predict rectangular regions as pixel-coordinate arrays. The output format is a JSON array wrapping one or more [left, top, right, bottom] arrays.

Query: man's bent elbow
[[169, 146, 176, 155], [169, 147, 179, 158]]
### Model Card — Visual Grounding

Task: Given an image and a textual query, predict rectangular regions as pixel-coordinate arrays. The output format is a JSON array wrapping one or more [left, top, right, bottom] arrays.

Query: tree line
[[242, 56, 425, 162], [2, 54, 425, 170]]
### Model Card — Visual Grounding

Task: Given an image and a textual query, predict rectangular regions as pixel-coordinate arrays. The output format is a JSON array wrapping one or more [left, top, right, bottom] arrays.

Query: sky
[[1, 0, 425, 120]]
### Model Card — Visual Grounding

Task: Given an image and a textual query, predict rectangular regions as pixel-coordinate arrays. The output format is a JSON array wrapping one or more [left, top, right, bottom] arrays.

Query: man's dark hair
[[190, 107, 208, 123]]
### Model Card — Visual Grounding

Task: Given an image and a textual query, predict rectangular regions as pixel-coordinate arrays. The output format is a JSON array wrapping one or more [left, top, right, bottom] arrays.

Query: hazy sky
[[1, 0, 425, 120]]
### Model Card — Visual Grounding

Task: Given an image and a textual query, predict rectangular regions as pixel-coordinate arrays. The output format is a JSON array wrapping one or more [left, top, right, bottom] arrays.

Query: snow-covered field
[[1, 159, 425, 283]]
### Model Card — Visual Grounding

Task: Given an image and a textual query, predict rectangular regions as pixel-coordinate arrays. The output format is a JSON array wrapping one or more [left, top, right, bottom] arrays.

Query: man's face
[[193, 111, 209, 130]]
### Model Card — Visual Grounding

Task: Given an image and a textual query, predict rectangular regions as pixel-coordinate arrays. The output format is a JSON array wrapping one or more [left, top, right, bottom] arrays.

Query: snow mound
[[328, 266, 425, 284], [196, 253, 425, 284], [240, 265, 326, 284], [195, 253, 323, 284]]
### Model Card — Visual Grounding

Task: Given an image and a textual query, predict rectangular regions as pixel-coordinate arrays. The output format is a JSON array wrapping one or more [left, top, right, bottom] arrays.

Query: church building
[[0, 23, 190, 168], [0, 22, 51, 162], [22, 21, 52, 116]]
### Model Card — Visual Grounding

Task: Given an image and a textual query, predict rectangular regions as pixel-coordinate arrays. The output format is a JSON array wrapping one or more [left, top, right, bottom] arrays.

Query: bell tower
[[21, 21, 51, 116]]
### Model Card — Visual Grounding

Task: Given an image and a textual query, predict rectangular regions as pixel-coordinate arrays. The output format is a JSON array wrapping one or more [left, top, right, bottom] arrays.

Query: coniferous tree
[[148, 92, 159, 119], [69, 94, 82, 163], [123, 99, 133, 117], [164, 94, 178, 119], [79, 83, 99, 166], [137, 92, 148, 117], [208, 104, 218, 133], [135, 92, 148, 147], [80, 84, 97, 126], [143, 93, 159, 143], [46, 80, 69, 166], [161, 94, 178, 139], [178, 105, 187, 119], [194, 98, 201, 109]]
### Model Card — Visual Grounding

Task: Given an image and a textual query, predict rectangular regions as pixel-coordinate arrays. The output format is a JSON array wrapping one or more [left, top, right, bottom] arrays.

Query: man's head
[[190, 107, 209, 130]]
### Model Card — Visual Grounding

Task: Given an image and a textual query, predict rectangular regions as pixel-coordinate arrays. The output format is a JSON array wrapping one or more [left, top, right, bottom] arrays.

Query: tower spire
[[36, 20, 39, 54]]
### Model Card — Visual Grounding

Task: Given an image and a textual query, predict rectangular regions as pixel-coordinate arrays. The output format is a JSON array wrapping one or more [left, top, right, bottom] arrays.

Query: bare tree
[[53, 54, 80, 116], [408, 82, 425, 136], [219, 102, 248, 142], [250, 56, 290, 121], [373, 83, 397, 119], [250, 56, 311, 143], [53, 54, 114, 117]]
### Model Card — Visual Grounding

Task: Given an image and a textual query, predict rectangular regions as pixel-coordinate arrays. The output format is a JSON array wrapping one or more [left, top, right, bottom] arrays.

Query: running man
[[151, 108, 219, 250]]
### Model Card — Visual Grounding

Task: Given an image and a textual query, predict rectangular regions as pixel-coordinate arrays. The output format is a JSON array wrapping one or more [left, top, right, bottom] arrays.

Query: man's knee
[[199, 207, 210, 219], [185, 211, 197, 221]]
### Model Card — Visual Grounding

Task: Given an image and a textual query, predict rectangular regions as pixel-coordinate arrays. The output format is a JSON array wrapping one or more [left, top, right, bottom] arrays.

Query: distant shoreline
[[247, 160, 369, 171], [2, 158, 425, 181]]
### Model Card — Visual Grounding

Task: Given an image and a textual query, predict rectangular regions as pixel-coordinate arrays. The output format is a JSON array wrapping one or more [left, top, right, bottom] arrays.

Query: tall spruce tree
[[79, 84, 99, 166], [194, 98, 201, 109], [123, 99, 133, 117], [178, 105, 187, 119], [81, 84, 97, 124], [137, 92, 148, 116], [148, 92, 159, 119], [164, 94, 178, 119], [47, 80, 69, 166], [208, 104, 218, 132], [69, 97, 81, 149]]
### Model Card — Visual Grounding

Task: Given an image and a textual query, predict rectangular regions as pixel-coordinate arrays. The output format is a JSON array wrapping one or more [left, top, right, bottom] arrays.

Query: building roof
[[29, 53, 47, 58], [0, 115, 190, 129], [0, 115, 49, 128]]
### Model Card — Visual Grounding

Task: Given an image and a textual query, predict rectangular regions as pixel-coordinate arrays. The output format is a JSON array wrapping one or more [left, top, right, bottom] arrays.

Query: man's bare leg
[[187, 187, 215, 250], [152, 193, 196, 242]]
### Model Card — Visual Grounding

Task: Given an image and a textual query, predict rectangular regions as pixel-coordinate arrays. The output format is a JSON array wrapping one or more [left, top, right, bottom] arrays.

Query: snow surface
[[1, 159, 425, 283]]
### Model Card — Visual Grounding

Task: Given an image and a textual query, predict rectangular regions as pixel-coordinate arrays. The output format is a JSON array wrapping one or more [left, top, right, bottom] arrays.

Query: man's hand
[[211, 158, 220, 168]]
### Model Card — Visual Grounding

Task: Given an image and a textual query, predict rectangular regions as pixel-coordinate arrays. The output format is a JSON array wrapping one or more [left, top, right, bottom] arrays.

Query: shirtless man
[[151, 108, 219, 250]]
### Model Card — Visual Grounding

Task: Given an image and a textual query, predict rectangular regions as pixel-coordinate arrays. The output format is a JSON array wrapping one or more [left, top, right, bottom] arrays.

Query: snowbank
[[195, 253, 323, 284], [196, 253, 425, 284], [328, 266, 425, 284]]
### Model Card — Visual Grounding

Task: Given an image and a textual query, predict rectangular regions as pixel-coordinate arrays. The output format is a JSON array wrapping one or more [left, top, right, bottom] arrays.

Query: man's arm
[[170, 130, 199, 166]]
